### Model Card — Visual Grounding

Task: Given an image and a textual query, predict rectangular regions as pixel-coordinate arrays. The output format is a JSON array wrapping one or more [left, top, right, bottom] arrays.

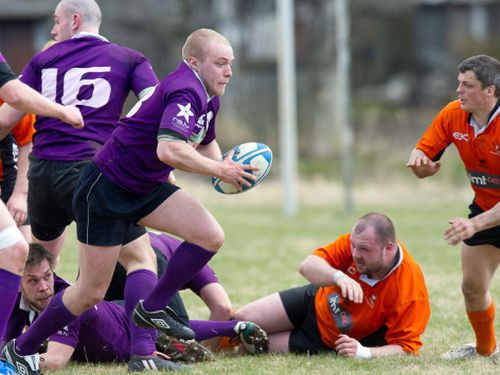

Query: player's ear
[[188, 56, 199, 71], [72, 13, 82, 31]]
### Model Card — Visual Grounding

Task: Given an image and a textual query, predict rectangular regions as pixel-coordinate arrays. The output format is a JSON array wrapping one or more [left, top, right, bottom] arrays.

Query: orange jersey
[[415, 99, 500, 211], [313, 233, 430, 354], [0, 99, 35, 180]]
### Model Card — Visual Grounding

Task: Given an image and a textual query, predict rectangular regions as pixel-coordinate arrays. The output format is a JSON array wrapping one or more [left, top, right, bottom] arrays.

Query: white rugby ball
[[212, 142, 273, 194]]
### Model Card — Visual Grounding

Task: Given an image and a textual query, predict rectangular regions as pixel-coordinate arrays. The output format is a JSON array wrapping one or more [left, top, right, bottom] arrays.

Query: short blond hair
[[182, 28, 231, 61]]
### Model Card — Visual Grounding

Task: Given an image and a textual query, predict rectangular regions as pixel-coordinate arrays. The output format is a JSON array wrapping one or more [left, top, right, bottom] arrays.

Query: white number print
[[41, 66, 112, 108]]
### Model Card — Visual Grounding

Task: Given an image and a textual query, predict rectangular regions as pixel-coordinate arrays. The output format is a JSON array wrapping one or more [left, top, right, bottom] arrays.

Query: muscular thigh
[[138, 189, 222, 248], [461, 243, 500, 288]]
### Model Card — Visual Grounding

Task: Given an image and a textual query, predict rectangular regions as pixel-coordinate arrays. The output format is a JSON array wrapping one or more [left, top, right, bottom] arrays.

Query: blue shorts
[[73, 162, 178, 246], [464, 202, 500, 248]]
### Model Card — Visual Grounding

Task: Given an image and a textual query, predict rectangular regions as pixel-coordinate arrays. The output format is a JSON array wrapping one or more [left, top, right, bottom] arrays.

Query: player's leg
[[199, 283, 233, 321], [118, 232, 160, 357], [0, 203, 28, 344], [235, 292, 294, 333], [198, 282, 233, 350], [461, 243, 499, 356], [136, 189, 223, 317], [28, 157, 89, 262]]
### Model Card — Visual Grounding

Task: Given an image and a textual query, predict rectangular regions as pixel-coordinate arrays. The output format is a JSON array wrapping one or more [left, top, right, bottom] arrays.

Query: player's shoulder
[[161, 63, 208, 106]]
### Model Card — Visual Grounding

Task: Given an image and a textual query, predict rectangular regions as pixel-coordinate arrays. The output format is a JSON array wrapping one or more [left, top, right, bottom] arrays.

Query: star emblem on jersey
[[176, 103, 194, 122]]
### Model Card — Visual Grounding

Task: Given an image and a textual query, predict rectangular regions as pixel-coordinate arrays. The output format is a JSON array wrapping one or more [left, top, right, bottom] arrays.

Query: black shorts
[[464, 202, 500, 248], [73, 162, 179, 246], [28, 155, 90, 240], [279, 284, 331, 354]]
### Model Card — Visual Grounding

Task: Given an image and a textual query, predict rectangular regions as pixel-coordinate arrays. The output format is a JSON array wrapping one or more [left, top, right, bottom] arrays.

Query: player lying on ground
[[235, 213, 430, 358]]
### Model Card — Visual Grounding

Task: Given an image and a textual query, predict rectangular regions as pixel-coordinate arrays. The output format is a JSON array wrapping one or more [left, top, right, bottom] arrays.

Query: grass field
[[53, 175, 499, 375]]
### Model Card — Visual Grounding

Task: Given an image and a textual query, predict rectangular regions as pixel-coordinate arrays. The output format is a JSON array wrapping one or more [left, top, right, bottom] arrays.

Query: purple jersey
[[49, 301, 132, 363], [95, 61, 219, 193], [6, 275, 133, 362], [20, 34, 158, 161], [0, 52, 16, 88]]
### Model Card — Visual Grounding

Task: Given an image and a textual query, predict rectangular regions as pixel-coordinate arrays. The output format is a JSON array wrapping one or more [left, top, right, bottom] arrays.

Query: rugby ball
[[212, 142, 273, 194]]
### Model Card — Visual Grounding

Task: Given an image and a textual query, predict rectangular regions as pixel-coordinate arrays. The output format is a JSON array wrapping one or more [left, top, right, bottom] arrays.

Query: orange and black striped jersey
[[0, 99, 35, 180], [416, 99, 500, 211], [312, 233, 430, 354]]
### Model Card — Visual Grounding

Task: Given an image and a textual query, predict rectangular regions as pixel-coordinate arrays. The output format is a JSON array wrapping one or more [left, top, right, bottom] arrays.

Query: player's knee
[[209, 303, 234, 320], [195, 227, 225, 252], [0, 239, 29, 274], [461, 280, 487, 301], [77, 284, 107, 308]]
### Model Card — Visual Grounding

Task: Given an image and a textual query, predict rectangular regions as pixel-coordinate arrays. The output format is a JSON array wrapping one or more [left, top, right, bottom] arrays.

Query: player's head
[[350, 213, 397, 279], [456, 55, 500, 112], [51, 0, 102, 41], [21, 244, 56, 312], [182, 28, 234, 97]]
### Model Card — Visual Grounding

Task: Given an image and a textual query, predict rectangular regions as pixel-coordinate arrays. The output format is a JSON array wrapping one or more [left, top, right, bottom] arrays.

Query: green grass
[[55, 178, 499, 374]]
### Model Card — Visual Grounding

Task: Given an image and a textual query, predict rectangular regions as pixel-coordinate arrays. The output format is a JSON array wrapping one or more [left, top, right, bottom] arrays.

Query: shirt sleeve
[[130, 55, 159, 97], [158, 89, 201, 141], [415, 104, 454, 161], [312, 233, 353, 270], [47, 319, 81, 349], [383, 297, 430, 354]]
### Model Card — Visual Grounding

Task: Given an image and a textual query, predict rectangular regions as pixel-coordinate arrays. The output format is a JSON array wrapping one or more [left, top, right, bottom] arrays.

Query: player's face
[[456, 70, 493, 113], [350, 227, 388, 279], [197, 41, 234, 97], [51, 4, 74, 42], [21, 259, 55, 312]]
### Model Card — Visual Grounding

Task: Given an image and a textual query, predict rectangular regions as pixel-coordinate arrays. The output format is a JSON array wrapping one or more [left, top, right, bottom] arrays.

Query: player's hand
[[406, 148, 440, 178], [218, 150, 259, 191], [61, 105, 84, 128], [334, 334, 359, 357], [336, 273, 363, 303], [6, 192, 27, 226], [444, 217, 476, 245]]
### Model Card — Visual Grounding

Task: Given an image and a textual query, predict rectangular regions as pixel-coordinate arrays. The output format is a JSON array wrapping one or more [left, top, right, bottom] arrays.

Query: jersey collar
[[468, 99, 500, 137], [72, 32, 109, 43], [19, 295, 38, 324]]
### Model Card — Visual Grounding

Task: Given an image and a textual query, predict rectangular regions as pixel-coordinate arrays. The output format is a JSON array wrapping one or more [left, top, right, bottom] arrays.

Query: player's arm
[[299, 254, 362, 303], [0, 79, 83, 129], [0, 103, 25, 140], [406, 148, 441, 178], [40, 341, 75, 371], [157, 140, 256, 190], [444, 202, 500, 245], [6, 141, 31, 226], [196, 139, 223, 161], [334, 334, 404, 359]]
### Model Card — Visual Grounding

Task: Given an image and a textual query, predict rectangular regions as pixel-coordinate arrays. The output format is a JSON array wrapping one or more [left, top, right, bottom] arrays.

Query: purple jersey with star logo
[[95, 60, 218, 193], [20, 35, 158, 161]]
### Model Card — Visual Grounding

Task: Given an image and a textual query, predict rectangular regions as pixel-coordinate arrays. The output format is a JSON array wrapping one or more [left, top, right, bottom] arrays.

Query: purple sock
[[125, 269, 157, 356], [16, 291, 76, 355], [143, 242, 215, 311], [0, 269, 21, 344], [189, 320, 239, 341]]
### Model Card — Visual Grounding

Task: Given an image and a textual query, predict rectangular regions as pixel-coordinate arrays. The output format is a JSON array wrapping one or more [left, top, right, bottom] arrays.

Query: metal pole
[[335, 0, 353, 213], [276, 0, 298, 217]]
